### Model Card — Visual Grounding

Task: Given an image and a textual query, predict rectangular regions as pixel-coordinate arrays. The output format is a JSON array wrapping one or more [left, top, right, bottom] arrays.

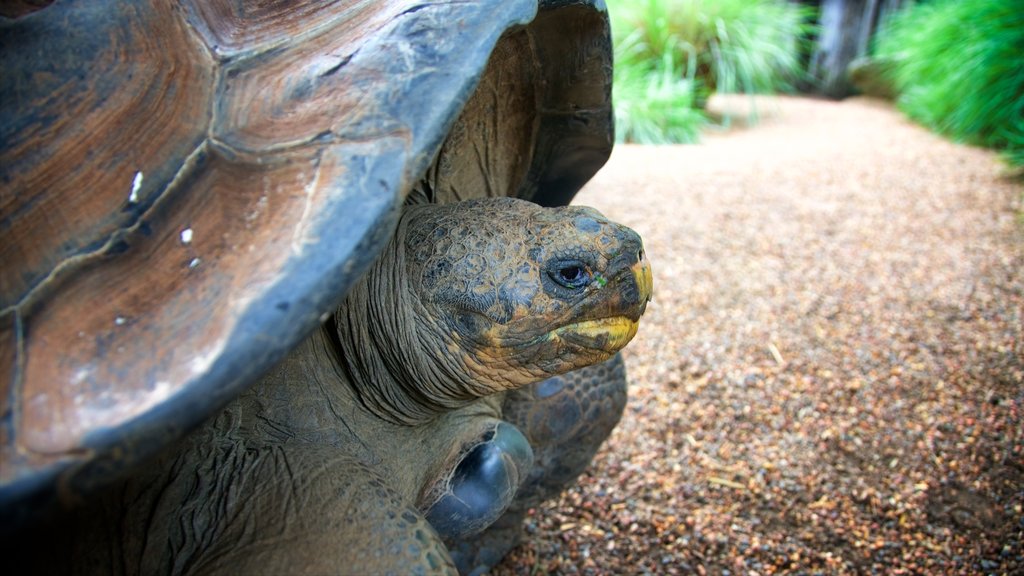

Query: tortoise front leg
[[444, 354, 629, 574]]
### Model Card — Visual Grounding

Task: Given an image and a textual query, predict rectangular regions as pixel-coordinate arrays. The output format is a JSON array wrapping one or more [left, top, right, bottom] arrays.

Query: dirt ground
[[494, 96, 1024, 575]]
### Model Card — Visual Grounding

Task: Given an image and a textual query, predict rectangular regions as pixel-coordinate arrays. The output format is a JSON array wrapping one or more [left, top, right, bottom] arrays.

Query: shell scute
[[0, 1, 214, 309]]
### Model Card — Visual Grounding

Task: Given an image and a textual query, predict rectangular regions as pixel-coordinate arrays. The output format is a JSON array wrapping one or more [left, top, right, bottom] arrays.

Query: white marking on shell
[[189, 352, 216, 375], [151, 380, 172, 400], [129, 171, 143, 203], [180, 228, 193, 244], [72, 367, 91, 386], [115, 316, 126, 326], [189, 257, 201, 269], [291, 162, 323, 254], [246, 195, 268, 223]]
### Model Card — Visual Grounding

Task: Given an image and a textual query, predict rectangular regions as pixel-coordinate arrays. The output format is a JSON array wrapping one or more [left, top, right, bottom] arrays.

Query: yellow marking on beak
[[555, 316, 640, 351], [632, 258, 653, 304]]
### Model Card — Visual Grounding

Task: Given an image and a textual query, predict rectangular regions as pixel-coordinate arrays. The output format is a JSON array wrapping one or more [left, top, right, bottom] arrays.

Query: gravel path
[[495, 96, 1023, 575]]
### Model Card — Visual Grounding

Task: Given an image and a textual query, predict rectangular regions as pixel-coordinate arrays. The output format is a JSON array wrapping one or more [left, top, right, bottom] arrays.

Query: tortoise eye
[[551, 264, 590, 289]]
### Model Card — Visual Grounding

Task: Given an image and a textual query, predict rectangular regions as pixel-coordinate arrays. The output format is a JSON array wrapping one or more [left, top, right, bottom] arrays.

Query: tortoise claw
[[424, 421, 533, 541]]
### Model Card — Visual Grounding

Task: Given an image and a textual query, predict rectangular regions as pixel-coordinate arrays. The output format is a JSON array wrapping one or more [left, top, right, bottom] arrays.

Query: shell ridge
[[2, 142, 212, 317]]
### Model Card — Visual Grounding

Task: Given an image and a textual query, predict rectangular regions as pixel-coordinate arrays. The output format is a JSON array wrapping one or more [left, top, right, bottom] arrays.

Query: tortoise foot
[[447, 507, 527, 576], [424, 421, 533, 541], [444, 355, 628, 574]]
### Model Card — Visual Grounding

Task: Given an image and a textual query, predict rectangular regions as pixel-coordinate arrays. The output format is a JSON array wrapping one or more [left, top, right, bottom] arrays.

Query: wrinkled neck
[[334, 219, 485, 426]]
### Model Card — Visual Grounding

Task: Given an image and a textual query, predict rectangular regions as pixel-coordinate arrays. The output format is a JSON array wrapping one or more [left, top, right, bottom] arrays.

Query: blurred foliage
[[610, 0, 813, 144], [613, 32, 707, 144], [874, 0, 1024, 167]]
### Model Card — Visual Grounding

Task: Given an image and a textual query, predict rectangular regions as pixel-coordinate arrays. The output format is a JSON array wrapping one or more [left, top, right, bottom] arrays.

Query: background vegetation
[[610, 0, 811, 144], [873, 0, 1024, 167], [612, 0, 1023, 170]]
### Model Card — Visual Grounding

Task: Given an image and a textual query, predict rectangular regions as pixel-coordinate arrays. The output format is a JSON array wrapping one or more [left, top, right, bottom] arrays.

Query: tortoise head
[[336, 197, 651, 425], [406, 197, 651, 386]]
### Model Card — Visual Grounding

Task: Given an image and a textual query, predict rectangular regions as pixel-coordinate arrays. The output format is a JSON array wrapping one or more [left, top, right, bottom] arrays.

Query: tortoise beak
[[549, 241, 652, 353], [632, 251, 653, 308]]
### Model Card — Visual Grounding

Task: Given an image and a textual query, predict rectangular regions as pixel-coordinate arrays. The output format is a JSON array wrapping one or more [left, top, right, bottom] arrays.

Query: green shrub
[[610, 0, 811, 144], [874, 0, 1024, 167], [613, 30, 707, 144]]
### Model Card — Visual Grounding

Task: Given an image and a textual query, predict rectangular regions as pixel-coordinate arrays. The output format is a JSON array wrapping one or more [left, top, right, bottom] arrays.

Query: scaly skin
[[10, 198, 652, 575]]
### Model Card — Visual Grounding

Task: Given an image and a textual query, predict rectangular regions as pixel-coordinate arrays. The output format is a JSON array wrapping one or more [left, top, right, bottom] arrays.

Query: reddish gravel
[[495, 96, 1024, 575]]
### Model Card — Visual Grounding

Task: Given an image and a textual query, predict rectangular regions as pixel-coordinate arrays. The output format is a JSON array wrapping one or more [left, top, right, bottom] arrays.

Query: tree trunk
[[809, 0, 869, 97], [807, 0, 911, 98]]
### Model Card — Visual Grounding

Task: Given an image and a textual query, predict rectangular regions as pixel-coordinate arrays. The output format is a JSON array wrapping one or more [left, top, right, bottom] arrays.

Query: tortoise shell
[[0, 0, 612, 525]]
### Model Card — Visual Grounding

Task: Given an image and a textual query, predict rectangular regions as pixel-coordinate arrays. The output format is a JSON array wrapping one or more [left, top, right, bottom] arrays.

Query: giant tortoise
[[0, 1, 652, 573]]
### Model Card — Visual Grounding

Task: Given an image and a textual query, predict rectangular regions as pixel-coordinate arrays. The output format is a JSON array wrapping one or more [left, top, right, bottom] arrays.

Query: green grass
[[874, 0, 1024, 167], [610, 0, 811, 144]]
